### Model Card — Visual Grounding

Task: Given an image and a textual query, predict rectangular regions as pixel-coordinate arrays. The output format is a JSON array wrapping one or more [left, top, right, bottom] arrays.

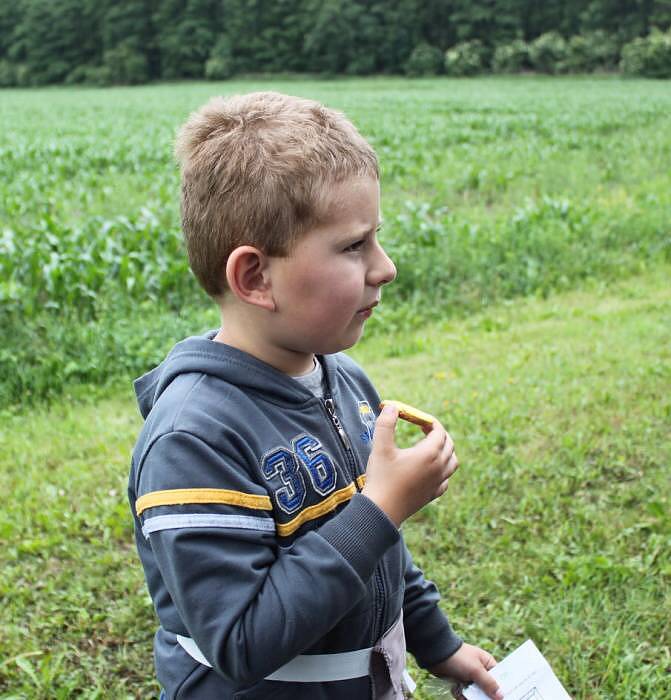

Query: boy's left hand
[[428, 643, 503, 700]]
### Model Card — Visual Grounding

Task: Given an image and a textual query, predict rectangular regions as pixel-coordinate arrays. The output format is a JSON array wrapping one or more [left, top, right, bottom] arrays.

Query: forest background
[[2, 0, 671, 86]]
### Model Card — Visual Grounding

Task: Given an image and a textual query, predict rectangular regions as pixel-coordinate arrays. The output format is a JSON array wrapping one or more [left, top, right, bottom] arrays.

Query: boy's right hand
[[361, 403, 459, 527]]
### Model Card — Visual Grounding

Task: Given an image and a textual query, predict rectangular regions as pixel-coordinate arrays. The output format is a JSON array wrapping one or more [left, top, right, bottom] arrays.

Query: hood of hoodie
[[133, 331, 340, 419]]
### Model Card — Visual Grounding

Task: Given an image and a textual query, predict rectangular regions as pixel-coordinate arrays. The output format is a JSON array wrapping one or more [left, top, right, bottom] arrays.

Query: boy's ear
[[225, 245, 276, 311]]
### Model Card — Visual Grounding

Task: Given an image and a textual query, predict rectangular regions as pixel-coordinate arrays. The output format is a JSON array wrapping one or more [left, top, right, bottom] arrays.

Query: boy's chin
[[308, 336, 361, 357], [290, 324, 367, 357], [327, 331, 365, 354]]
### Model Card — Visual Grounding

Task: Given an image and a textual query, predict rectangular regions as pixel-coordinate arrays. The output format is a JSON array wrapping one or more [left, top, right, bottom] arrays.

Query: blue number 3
[[262, 434, 336, 514], [262, 448, 306, 514]]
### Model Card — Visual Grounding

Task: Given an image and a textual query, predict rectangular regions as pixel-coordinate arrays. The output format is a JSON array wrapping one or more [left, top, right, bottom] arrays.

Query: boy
[[128, 92, 502, 700]]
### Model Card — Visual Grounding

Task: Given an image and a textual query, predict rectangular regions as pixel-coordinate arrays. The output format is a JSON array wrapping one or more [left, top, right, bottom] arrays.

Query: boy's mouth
[[357, 299, 379, 318]]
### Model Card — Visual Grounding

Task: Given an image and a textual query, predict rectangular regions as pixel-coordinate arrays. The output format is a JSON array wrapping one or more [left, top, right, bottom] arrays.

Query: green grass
[[2, 76, 670, 405], [1, 266, 669, 698], [2, 75, 670, 696]]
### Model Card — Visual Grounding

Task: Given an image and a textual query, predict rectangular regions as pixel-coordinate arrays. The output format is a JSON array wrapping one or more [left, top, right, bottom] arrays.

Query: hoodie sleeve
[[402, 546, 463, 668], [134, 430, 400, 685]]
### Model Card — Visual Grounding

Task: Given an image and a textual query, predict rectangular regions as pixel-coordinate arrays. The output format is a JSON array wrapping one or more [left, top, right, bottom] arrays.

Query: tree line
[[1, 0, 671, 86]]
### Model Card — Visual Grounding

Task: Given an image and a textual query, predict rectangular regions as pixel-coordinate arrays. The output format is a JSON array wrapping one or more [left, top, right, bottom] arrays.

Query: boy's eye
[[344, 239, 365, 252]]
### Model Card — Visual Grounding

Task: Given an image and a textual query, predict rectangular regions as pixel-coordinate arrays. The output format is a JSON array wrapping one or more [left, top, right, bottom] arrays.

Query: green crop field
[[2, 76, 670, 405], [1, 77, 670, 698]]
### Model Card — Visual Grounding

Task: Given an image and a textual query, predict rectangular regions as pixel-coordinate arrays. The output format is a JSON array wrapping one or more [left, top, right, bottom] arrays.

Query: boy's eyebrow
[[360, 221, 384, 235], [345, 220, 383, 239]]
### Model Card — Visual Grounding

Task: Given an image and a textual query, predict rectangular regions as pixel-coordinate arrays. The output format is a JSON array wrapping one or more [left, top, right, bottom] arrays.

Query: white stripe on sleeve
[[142, 513, 276, 539]]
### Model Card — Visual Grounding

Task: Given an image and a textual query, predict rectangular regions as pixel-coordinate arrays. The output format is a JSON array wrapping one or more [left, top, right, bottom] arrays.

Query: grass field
[[1, 266, 669, 698], [1, 76, 670, 697], [1, 76, 670, 404]]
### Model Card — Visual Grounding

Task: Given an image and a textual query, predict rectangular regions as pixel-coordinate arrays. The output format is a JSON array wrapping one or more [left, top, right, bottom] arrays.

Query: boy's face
[[266, 176, 396, 367]]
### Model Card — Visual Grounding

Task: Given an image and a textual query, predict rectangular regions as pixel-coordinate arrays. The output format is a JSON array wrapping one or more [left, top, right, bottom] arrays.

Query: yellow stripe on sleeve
[[276, 483, 357, 537], [136, 488, 273, 516], [356, 474, 366, 490]]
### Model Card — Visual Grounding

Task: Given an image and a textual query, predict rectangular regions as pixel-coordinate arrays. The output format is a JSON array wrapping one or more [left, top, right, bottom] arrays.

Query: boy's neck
[[213, 324, 316, 376]]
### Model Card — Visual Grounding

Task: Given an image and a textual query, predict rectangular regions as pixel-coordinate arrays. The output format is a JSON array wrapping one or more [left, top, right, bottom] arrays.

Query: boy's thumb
[[373, 404, 398, 447]]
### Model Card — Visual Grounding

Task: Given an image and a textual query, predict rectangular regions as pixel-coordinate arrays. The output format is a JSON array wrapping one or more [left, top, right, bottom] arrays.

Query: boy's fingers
[[471, 667, 502, 700], [440, 435, 455, 463], [415, 429, 449, 467], [437, 455, 458, 495], [446, 451, 459, 476], [423, 421, 448, 450], [373, 404, 399, 446]]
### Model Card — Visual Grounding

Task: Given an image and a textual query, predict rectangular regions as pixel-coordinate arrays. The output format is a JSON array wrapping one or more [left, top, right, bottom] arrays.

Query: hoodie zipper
[[322, 395, 360, 488], [322, 391, 386, 643], [373, 565, 386, 642]]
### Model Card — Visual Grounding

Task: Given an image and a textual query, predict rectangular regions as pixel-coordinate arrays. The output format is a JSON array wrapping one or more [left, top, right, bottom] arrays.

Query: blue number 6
[[293, 434, 336, 496]]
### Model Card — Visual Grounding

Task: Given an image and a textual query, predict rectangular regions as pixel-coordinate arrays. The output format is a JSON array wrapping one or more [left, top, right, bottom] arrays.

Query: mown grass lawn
[[1, 266, 669, 698]]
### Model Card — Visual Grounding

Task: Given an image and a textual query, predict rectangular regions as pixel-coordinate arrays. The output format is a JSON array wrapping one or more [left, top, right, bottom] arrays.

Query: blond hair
[[174, 91, 379, 298]]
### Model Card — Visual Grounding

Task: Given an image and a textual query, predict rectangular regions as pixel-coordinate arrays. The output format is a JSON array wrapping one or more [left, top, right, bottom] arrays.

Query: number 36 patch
[[261, 434, 337, 515]]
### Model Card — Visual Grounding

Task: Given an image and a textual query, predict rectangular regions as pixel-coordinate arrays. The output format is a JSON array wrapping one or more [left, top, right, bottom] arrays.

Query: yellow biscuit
[[379, 400, 435, 429]]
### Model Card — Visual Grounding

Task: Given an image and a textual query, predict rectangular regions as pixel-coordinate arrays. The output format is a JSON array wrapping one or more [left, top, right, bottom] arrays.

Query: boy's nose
[[369, 241, 397, 287]]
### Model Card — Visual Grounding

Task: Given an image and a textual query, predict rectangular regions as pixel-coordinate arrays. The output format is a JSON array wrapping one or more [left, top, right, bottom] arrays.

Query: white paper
[[462, 639, 571, 700]]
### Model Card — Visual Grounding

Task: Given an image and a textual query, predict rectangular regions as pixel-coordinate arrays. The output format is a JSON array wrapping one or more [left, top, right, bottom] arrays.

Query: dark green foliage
[[1, 1, 670, 84], [405, 43, 444, 76], [492, 39, 530, 73], [650, 0, 671, 30], [301, 0, 402, 76], [302, 0, 361, 75], [528, 31, 569, 73], [565, 31, 619, 72], [621, 29, 671, 78], [64, 64, 113, 86], [153, 0, 219, 79], [104, 40, 150, 84], [445, 40, 488, 75], [449, 0, 520, 46], [0, 59, 15, 86], [205, 36, 234, 80], [102, 1, 154, 55], [8, 0, 101, 85], [578, 0, 664, 45], [0, 3, 20, 58], [219, 0, 308, 74]]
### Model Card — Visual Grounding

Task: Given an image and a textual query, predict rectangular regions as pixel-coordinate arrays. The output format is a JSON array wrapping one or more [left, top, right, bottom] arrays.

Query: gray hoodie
[[128, 333, 462, 699]]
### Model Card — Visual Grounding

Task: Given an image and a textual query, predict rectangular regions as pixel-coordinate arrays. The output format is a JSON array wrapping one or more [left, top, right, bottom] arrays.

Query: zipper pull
[[324, 397, 352, 451]]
